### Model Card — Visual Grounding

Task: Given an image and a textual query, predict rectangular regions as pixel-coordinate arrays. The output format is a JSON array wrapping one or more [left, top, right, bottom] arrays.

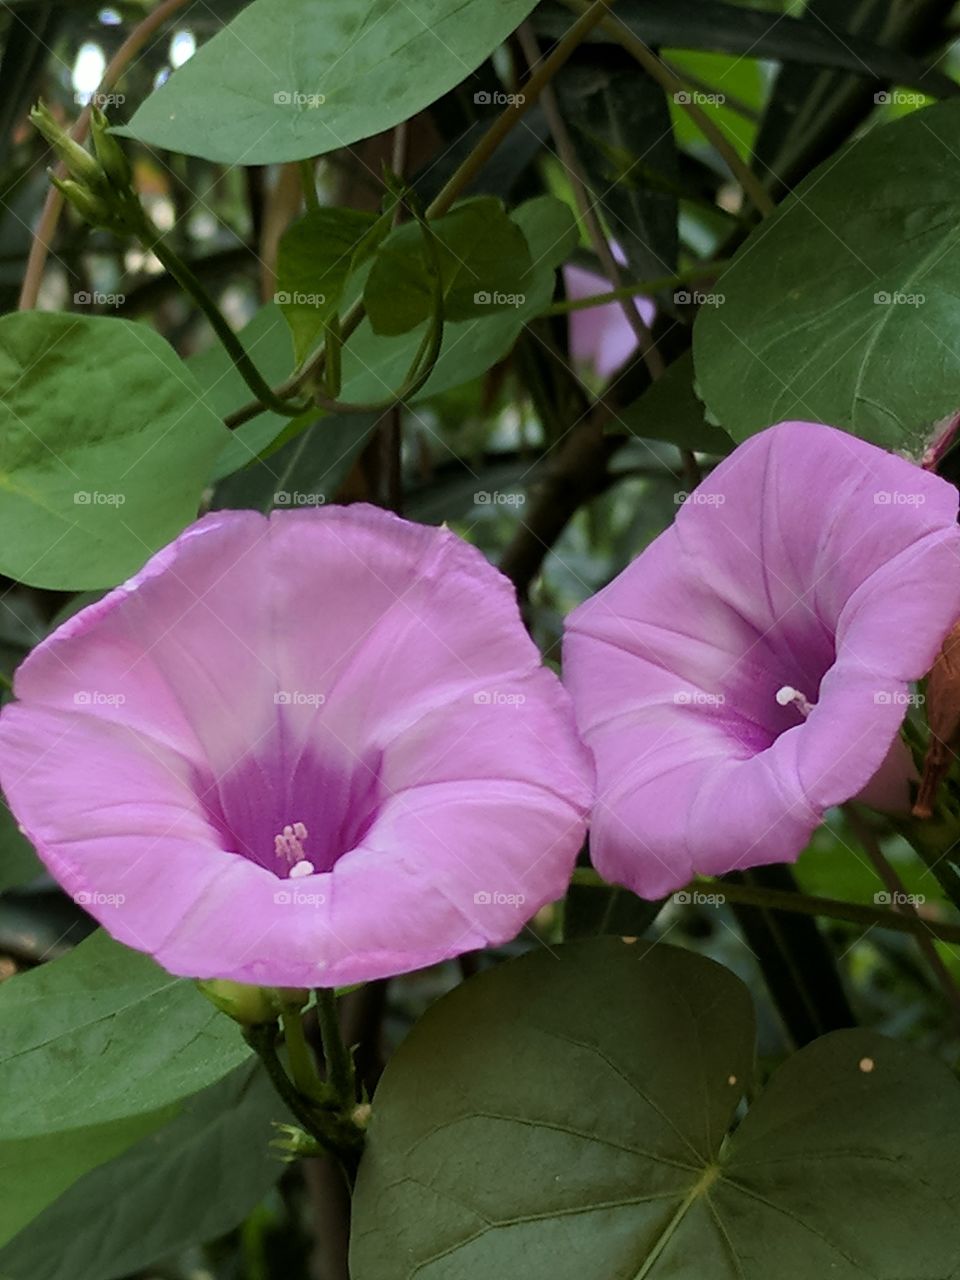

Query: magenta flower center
[[194, 730, 383, 879]]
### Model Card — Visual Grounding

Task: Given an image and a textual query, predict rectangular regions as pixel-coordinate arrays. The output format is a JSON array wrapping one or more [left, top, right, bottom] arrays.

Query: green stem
[[244, 1022, 362, 1186], [148, 235, 306, 418], [544, 262, 729, 315], [223, 0, 616, 431], [281, 1005, 322, 1099], [300, 158, 320, 212], [316, 988, 354, 1105], [571, 868, 960, 943], [845, 805, 960, 1027]]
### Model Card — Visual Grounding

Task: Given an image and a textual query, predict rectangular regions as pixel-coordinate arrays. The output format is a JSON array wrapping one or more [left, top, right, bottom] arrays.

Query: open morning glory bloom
[[0, 506, 592, 986], [564, 259, 655, 380], [563, 421, 960, 898]]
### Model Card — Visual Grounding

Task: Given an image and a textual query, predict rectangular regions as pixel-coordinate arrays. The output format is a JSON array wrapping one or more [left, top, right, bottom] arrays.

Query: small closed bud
[[90, 106, 132, 189], [50, 174, 111, 226], [30, 101, 105, 192], [270, 1123, 322, 1161], [197, 977, 278, 1026], [914, 620, 960, 818]]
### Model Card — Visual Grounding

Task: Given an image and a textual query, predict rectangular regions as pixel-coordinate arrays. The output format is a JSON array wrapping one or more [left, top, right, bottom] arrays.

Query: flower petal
[[564, 421, 960, 896]]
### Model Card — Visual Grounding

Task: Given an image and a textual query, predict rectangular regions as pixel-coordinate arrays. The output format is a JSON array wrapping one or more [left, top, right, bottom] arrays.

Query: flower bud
[[49, 174, 112, 226], [196, 977, 278, 1026], [90, 106, 133, 190], [30, 102, 105, 192]]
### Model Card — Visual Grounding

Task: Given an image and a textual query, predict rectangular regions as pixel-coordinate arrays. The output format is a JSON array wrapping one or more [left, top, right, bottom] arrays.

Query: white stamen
[[289, 859, 315, 878], [273, 821, 309, 866], [775, 685, 814, 717]]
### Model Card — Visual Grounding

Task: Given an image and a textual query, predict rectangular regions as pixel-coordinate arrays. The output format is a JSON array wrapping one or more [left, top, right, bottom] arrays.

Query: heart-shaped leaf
[[351, 937, 960, 1278]]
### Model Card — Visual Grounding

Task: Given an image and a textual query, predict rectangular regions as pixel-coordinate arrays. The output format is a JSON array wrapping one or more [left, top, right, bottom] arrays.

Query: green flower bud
[[50, 174, 112, 226], [270, 1123, 323, 1161], [90, 106, 133, 190], [30, 101, 105, 192], [196, 977, 278, 1026]]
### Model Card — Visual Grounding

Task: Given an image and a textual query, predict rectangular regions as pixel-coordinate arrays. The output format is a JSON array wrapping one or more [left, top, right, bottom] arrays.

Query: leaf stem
[[316, 988, 355, 1107], [543, 262, 729, 315], [147, 234, 306, 418], [571, 867, 960, 943]]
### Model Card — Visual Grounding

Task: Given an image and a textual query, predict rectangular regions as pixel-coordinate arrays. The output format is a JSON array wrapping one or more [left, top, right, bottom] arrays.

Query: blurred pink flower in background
[[563, 250, 655, 380], [0, 506, 592, 986], [563, 421, 960, 898]]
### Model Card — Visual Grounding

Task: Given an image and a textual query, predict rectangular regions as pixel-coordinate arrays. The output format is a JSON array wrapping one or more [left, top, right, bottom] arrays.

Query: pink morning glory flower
[[563, 421, 960, 898], [564, 259, 655, 381], [0, 506, 592, 986]]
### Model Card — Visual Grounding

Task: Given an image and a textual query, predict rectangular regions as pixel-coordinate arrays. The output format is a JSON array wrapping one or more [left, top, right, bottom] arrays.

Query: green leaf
[[615, 351, 732, 454], [343, 195, 576, 402], [0, 930, 250, 1246], [0, 1062, 286, 1280], [0, 313, 229, 590], [555, 56, 678, 280], [365, 198, 533, 337], [120, 0, 540, 164], [213, 410, 380, 513], [351, 937, 960, 1278], [277, 207, 379, 363], [694, 101, 960, 458]]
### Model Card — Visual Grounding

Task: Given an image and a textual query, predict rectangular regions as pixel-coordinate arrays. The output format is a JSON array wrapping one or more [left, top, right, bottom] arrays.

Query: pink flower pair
[[1, 423, 957, 986]]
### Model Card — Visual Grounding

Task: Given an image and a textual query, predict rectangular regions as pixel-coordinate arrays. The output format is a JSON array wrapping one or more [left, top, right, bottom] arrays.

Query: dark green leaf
[[615, 351, 732, 454], [352, 937, 960, 1278], [0, 313, 229, 589], [694, 101, 960, 458], [277, 207, 379, 363], [120, 0, 541, 164], [0, 1062, 287, 1280], [0, 800, 41, 893], [556, 56, 678, 279], [0, 930, 250, 1245], [365, 198, 533, 337], [753, 0, 954, 195]]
